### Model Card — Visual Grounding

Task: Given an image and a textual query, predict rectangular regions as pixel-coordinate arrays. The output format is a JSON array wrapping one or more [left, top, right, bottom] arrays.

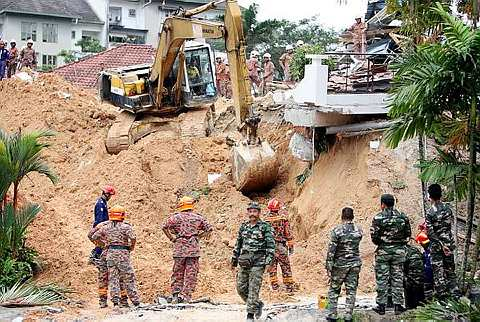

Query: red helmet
[[102, 185, 116, 195], [267, 198, 281, 212], [415, 231, 429, 245]]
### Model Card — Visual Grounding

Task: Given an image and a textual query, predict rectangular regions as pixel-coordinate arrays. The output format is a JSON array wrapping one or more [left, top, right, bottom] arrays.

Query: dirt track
[[0, 75, 424, 319]]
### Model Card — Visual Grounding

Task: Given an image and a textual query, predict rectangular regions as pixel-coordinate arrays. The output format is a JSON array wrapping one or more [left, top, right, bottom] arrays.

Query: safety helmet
[[102, 185, 116, 196], [267, 198, 281, 212], [10, 39, 16, 44], [263, 53, 271, 59], [415, 231, 429, 245], [296, 40, 304, 47], [109, 205, 126, 221], [250, 50, 259, 58], [177, 196, 195, 212], [286, 45, 294, 51], [247, 202, 261, 211], [27, 39, 34, 45]]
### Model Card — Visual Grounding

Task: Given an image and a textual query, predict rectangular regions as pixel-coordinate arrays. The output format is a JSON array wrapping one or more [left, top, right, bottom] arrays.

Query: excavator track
[[105, 111, 136, 154]]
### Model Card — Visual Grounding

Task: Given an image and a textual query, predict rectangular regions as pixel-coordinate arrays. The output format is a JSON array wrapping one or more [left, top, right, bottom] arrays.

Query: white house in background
[[87, 0, 225, 47], [0, 0, 104, 67]]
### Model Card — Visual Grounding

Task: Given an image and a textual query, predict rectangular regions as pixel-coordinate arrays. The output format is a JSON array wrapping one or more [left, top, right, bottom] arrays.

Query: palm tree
[[0, 129, 58, 210], [385, 4, 480, 289]]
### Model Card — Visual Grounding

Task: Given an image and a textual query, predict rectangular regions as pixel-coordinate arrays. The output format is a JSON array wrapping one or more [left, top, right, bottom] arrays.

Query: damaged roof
[[54, 44, 155, 88], [0, 0, 102, 23]]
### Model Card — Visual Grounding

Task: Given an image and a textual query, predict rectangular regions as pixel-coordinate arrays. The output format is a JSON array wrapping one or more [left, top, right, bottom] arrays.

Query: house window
[[129, 9, 136, 17], [71, 31, 76, 39], [21, 22, 37, 41], [42, 54, 57, 67], [109, 7, 122, 24], [42, 23, 58, 43]]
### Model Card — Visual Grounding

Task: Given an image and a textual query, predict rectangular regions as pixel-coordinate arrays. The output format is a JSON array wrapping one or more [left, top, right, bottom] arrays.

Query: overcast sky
[[237, 0, 369, 30]]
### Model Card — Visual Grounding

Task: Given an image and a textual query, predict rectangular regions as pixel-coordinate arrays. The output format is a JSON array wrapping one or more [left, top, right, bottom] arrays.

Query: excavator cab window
[[184, 47, 215, 98]]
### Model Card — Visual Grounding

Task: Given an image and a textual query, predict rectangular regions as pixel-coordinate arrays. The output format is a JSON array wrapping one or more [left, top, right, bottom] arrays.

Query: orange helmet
[[415, 231, 429, 245], [103, 185, 116, 196], [109, 205, 126, 221], [177, 196, 195, 212], [267, 198, 281, 212]]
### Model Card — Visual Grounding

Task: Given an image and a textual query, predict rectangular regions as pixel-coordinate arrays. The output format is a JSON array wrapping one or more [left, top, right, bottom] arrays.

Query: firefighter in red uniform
[[264, 198, 296, 292]]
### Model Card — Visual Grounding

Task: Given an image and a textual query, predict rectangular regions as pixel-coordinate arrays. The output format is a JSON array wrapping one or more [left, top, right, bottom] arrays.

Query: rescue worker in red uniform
[[264, 198, 295, 292], [163, 196, 213, 303]]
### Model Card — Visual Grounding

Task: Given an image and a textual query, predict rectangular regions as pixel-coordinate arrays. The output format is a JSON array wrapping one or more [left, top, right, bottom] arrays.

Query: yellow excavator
[[98, 0, 278, 193]]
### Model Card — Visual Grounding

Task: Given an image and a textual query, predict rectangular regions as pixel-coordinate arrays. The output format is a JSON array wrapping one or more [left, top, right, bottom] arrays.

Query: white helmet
[[27, 39, 34, 45], [250, 50, 259, 58], [10, 39, 16, 44], [263, 53, 271, 59], [286, 44, 294, 51], [296, 40, 304, 47]]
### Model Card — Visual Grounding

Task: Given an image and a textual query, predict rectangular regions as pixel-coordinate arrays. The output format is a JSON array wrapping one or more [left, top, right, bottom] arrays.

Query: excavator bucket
[[231, 141, 279, 193]]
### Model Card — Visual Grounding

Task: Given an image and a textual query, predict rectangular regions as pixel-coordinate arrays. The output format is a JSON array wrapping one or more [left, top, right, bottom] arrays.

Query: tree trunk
[[13, 181, 18, 212], [462, 97, 477, 291], [418, 135, 428, 215], [454, 175, 459, 260]]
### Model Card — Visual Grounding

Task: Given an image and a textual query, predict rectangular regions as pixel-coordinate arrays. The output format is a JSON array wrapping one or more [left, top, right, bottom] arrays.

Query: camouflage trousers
[[374, 247, 406, 305], [95, 251, 128, 306], [327, 266, 360, 320], [237, 265, 265, 314], [431, 244, 459, 297], [268, 243, 294, 290], [219, 80, 232, 98], [106, 249, 140, 305], [171, 257, 199, 301]]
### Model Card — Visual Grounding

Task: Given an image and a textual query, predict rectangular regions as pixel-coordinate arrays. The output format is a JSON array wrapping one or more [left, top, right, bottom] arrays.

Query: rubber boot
[[99, 297, 108, 309], [120, 296, 129, 308], [246, 312, 254, 322], [326, 318, 337, 322], [372, 304, 386, 315], [255, 301, 264, 319], [394, 304, 406, 315], [171, 293, 179, 304]]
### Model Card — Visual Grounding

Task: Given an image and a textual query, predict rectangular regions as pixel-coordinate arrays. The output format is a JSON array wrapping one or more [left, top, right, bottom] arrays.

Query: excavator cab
[[99, 42, 216, 113]]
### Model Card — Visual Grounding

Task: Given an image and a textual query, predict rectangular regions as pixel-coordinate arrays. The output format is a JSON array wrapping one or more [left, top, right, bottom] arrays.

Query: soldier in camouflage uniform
[[325, 207, 363, 322], [231, 202, 276, 322], [425, 184, 460, 299], [404, 239, 425, 309], [264, 198, 295, 292], [162, 196, 212, 303], [371, 194, 411, 315], [91, 205, 140, 307]]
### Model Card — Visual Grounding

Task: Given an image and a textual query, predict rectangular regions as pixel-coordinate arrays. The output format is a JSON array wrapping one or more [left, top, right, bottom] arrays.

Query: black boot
[[246, 312, 254, 322], [255, 301, 264, 319], [394, 304, 406, 315], [326, 318, 337, 322], [372, 304, 385, 315]]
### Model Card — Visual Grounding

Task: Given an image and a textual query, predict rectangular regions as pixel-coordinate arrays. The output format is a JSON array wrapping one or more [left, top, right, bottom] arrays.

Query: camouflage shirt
[[325, 222, 363, 272], [370, 208, 411, 249], [404, 244, 425, 287], [426, 202, 455, 250], [163, 211, 212, 258], [91, 221, 136, 248], [264, 211, 294, 246], [232, 220, 276, 267]]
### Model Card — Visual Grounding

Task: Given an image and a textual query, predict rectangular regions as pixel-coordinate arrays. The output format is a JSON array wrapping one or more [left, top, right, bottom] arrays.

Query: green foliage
[[39, 64, 55, 72], [290, 44, 336, 81], [0, 129, 58, 209], [386, 0, 451, 45], [76, 38, 104, 53], [0, 280, 66, 307], [58, 49, 75, 64], [409, 298, 480, 321], [0, 257, 33, 288]]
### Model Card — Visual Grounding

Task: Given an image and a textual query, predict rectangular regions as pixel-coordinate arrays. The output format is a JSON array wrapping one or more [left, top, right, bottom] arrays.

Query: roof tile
[[54, 44, 155, 88]]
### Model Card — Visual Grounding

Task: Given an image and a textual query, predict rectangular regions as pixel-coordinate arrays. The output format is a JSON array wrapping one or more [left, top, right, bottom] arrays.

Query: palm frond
[[410, 298, 480, 320], [0, 280, 65, 307]]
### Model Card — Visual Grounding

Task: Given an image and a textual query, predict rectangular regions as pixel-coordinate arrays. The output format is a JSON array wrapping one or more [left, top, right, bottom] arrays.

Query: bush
[[409, 298, 480, 321], [0, 257, 33, 287], [290, 44, 336, 81]]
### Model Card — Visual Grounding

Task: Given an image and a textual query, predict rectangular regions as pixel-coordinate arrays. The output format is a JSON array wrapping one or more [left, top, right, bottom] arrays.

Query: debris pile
[[0, 74, 423, 313]]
